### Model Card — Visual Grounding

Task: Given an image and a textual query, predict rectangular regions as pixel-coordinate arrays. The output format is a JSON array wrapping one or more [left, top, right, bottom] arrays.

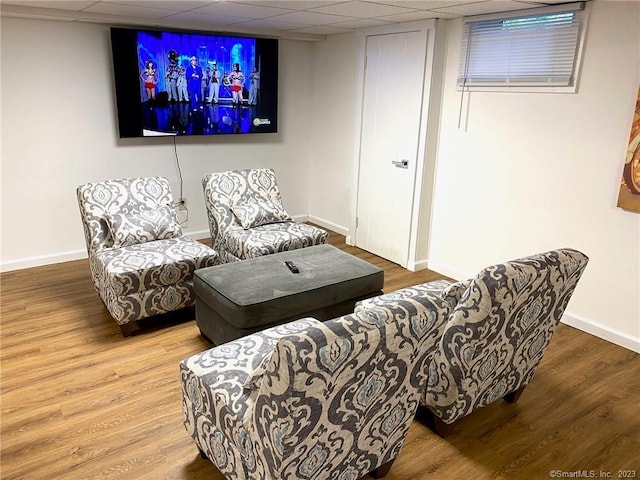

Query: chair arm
[[183, 317, 321, 377]]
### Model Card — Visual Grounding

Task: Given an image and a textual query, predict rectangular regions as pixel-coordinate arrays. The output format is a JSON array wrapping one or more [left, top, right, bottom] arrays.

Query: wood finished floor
[[1, 231, 639, 479]]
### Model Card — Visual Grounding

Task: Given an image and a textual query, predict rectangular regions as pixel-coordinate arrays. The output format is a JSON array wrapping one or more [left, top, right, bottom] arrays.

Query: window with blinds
[[458, 3, 587, 89]]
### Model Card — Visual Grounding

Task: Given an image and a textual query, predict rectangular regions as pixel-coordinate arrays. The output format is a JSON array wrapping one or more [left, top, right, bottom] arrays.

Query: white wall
[[307, 32, 359, 237], [0, 18, 314, 270], [428, 1, 640, 351]]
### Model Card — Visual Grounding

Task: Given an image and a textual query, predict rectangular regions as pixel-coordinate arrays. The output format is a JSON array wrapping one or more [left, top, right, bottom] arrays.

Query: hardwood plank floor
[[1, 231, 639, 479]]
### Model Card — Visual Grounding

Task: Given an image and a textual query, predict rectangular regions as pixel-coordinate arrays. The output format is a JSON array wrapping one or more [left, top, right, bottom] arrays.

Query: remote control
[[285, 261, 299, 274]]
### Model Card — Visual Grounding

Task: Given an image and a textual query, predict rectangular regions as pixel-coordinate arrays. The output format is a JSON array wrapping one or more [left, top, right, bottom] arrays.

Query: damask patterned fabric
[[439, 279, 472, 310], [202, 169, 327, 263], [221, 223, 328, 261], [354, 279, 453, 312], [230, 199, 292, 230], [105, 205, 182, 248], [181, 289, 452, 480], [422, 248, 589, 425], [77, 177, 218, 330]]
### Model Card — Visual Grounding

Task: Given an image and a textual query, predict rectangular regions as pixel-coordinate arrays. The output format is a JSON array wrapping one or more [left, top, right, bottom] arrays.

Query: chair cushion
[[94, 237, 217, 297], [230, 200, 292, 229], [221, 222, 328, 260], [105, 206, 182, 248]]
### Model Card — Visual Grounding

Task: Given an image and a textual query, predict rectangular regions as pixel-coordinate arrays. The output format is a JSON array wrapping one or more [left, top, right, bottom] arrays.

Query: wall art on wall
[[617, 86, 640, 213]]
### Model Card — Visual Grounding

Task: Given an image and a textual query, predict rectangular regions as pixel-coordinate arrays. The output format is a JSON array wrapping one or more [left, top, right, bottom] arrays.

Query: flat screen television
[[110, 27, 278, 138]]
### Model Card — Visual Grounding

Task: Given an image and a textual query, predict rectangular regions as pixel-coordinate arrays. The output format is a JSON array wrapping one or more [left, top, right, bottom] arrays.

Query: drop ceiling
[[0, 0, 583, 40]]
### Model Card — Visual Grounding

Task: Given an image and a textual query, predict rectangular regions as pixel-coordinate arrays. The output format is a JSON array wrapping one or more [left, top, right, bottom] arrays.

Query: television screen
[[110, 27, 278, 138]]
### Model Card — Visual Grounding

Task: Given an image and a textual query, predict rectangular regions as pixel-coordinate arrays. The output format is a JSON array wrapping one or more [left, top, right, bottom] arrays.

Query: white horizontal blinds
[[458, 4, 585, 87]]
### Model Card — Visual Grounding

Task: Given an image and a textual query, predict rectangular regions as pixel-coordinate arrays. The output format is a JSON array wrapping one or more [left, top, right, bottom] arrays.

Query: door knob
[[392, 160, 409, 169]]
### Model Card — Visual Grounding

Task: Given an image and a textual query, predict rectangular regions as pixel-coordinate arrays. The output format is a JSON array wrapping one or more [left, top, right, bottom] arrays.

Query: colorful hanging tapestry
[[617, 86, 640, 212]]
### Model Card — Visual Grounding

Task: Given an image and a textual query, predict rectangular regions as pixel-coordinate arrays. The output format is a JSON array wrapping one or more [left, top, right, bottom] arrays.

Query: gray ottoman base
[[196, 290, 382, 345], [194, 245, 384, 345]]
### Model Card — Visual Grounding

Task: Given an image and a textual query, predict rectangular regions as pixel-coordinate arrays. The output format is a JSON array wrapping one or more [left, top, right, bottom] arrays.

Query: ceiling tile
[[234, 17, 308, 29], [310, 0, 416, 17], [232, 1, 347, 10], [0, 9, 77, 21], [291, 24, 353, 34], [160, 11, 247, 25], [79, 12, 153, 24], [327, 17, 392, 27], [192, 2, 294, 18], [0, 0, 578, 38], [265, 10, 353, 25], [375, 9, 453, 21], [84, 2, 179, 18], [107, 0, 210, 10], [0, 0, 96, 10], [363, 0, 482, 10], [432, 0, 537, 16]]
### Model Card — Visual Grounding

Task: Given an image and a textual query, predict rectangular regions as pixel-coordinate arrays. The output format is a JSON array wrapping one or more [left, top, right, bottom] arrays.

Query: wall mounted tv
[[110, 27, 278, 138]]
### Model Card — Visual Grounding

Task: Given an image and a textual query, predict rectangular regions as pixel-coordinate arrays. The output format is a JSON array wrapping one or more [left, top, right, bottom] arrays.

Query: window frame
[[457, 2, 589, 94]]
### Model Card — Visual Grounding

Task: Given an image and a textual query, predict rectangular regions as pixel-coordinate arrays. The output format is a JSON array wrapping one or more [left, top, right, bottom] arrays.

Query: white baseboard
[[185, 229, 211, 242], [425, 260, 469, 281], [561, 312, 640, 354], [0, 250, 88, 272], [0, 228, 212, 273], [407, 259, 429, 272], [308, 215, 349, 237]]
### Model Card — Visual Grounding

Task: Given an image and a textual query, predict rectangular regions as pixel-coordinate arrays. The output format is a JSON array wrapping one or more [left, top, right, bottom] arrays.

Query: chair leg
[[370, 459, 395, 478], [504, 385, 527, 404], [416, 405, 456, 438], [431, 414, 456, 438], [119, 321, 139, 337]]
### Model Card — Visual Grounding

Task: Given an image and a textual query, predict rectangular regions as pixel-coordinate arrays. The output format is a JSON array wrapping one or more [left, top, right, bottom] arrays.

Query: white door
[[355, 31, 428, 267]]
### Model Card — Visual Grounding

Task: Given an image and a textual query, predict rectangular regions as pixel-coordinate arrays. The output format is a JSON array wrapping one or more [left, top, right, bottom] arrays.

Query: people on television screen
[[248, 66, 260, 106], [140, 61, 157, 102], [186, 56, 203, 108], [177, 66, 189, 103], [202, 67, 211, 104], [166, 63, 179, 102], [208, 62, 221, 104], [227, 63, 245, 106]]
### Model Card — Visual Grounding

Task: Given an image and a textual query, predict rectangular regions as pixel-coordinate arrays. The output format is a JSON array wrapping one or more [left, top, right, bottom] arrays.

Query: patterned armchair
[[77, 176, 218, 336], [180, 285, 451, 479], [409, 248, 588, 436], [202, 168, 327, 263]]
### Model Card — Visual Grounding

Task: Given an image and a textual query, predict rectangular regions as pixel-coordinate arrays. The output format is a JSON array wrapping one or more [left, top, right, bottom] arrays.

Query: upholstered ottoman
[[194, 244, 384, 344]]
